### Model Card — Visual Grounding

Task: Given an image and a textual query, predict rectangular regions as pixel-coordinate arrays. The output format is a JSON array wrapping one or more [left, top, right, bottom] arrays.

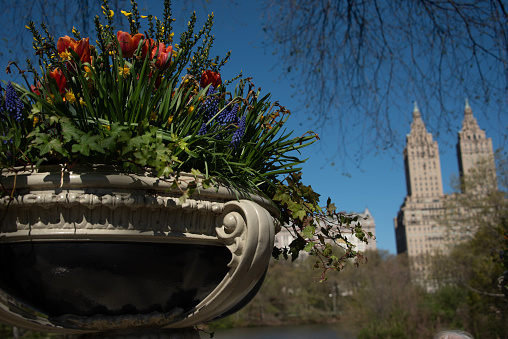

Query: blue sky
[[1, 0, 505, 254]]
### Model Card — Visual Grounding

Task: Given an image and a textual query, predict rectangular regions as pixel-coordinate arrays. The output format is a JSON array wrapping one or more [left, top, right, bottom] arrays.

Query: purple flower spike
[[5, 82, 23, 122], [198, 122, 207, 135], [230, 116, 246, 149]]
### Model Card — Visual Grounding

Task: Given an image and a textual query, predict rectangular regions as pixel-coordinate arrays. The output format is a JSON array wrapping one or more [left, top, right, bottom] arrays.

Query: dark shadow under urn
[[0, 241, 231, 318]]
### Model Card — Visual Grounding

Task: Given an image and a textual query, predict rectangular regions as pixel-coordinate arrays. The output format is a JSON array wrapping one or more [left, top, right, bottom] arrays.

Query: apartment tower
[[457, 99, 497, 193], [394, 100, 496, 270]]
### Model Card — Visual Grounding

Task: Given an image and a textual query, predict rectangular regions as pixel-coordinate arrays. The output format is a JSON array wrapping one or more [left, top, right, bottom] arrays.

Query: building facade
[[457, 99, 497, 193], [394, 100, 496, 276]]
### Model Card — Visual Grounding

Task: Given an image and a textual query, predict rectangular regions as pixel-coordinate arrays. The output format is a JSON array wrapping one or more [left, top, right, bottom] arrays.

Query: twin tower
[[394, 101, 496, 260]]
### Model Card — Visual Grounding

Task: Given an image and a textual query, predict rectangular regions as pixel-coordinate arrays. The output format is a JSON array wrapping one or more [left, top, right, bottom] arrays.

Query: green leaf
[[159, 165, 174, 177], [31, 102, 42, 114], [292, 209, 306, 221], [191, 168, 201, 177], [302, 225, 315, 239], [303, 241, 315, 252]]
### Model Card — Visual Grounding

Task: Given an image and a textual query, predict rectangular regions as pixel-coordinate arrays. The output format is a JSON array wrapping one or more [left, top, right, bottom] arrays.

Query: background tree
[[429, 154, 508, 337], [210, 248, 505, 338]]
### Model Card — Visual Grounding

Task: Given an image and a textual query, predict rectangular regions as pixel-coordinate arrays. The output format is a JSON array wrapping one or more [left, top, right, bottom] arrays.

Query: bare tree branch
[[262, 0, 508, 165]]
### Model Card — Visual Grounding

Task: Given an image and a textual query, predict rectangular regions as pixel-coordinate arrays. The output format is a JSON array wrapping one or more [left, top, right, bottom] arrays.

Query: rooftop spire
[[413, 101, 421, 119], [464, 98, 472, 115]]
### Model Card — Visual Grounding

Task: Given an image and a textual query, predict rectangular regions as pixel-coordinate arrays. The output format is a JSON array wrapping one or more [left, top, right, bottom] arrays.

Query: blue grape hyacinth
[[217, 102, 239, 125], [200, 85, 219, 121], [5, 82, 23, 122], [230, 116, 246, 149], [198, 122, 207, 135]]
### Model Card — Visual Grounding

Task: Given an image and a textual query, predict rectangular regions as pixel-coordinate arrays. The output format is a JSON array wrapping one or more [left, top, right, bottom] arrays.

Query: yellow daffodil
[[46, 94, 55, 104], [84, 66, 93, 77], [187, 106, 195, 114], [118, 65, 130, 78], [65, 90, 77, 103], [59, 51, 72, 60]]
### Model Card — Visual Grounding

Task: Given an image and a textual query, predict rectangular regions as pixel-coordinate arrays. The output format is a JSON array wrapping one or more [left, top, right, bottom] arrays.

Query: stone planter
[[0, 166, 278, 337]]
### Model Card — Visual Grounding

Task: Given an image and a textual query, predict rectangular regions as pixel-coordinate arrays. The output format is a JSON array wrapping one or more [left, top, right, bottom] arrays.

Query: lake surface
[[202, 324, 356, 339]]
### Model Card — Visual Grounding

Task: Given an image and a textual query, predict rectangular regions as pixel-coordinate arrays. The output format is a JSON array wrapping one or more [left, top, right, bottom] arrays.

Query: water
[[202, 324, 356, 339]]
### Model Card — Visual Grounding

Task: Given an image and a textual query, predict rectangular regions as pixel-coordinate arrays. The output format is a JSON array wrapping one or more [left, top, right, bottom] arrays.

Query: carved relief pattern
[[0, 192, 225, 237], [215, 211, 246, 268]]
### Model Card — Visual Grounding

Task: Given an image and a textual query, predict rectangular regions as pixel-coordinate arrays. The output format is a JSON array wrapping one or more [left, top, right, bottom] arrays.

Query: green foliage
[[272, 173, 373, 278], [426, 155, 508, 338], [212, 249, 504, 338]]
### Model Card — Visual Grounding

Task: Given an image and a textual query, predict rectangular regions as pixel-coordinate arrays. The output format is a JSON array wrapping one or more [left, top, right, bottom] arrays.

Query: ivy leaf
[[100, 136, 117, 151], [179, 191, 189, 204], [318, 234, 325, 244], [30, 102, 42, 114], [272, 246, 283, 259], [292, 209, 306, 221], [83, 133, 104, 152], [303, 241, 315, 252], [36, 136, 61, 156], [326, 200, 337, 215], [202, 178, 212, 189], [49, 116, 60, 125], [61, 123, 82, 143], [71, 134, 104, 156], [301, 225, 315, 239], [47, 139, 64, 155], [158, 165, 173, 177]]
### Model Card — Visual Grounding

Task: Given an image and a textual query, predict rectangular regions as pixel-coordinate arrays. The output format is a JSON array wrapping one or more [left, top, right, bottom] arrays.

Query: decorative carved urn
[[0, 166, 278, 337]]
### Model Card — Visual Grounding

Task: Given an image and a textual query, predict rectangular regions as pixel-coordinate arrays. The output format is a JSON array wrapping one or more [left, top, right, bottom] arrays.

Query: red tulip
[[153, 43, 173, 70], [57, 36, 91, 64], [48, 69, 67, 95], [73, 38, 91, 64], [30, 83, 42, 96], [117, 31, 144, 58], [141, 38, 156, 59], [200, 70, 222, 89], [57, 36, 73, 55]]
